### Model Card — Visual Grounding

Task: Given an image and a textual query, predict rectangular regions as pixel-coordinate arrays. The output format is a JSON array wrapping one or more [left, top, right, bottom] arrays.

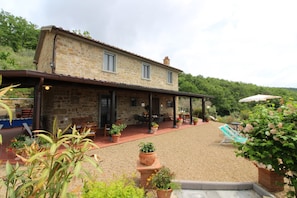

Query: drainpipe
[[50, 34, 57, 73]]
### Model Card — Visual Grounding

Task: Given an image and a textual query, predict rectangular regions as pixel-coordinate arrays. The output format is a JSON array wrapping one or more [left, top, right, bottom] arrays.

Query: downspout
[[50, 34, 58, 73]]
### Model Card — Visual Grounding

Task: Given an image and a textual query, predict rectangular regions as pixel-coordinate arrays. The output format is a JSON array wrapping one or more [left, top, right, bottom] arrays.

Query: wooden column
[[189, 97, 193, 124], [110, 90, 116, 124], [173, 96, 177, 128], [33, 78, 43, 130], [202, 97, 206, 122], [148, 92, 153, 133]]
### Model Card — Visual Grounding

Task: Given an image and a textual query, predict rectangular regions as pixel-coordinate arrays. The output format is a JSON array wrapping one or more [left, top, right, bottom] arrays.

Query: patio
[[0, 120, 283, 197], [0, 120, 197, 164]]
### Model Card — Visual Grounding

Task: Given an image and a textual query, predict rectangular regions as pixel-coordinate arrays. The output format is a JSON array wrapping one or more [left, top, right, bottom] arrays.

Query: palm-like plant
[[1, 118, 102, 198], [0, 75, 19, 144]]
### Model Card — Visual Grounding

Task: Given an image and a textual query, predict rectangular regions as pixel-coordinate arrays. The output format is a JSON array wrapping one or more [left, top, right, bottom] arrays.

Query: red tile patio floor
[[0, 120, 205, 164]]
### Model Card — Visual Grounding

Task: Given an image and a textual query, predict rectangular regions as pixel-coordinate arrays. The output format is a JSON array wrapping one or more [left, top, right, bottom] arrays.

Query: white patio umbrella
[[239, 94, 281, 103]]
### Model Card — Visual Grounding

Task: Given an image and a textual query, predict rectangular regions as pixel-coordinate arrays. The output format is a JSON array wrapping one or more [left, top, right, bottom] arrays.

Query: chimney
[[163, 56, 170, 66]]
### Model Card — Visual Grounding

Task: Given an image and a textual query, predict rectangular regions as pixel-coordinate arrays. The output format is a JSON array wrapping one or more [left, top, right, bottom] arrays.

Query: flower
[[176, 118, 183, 122], [236, 99, 297, 196]]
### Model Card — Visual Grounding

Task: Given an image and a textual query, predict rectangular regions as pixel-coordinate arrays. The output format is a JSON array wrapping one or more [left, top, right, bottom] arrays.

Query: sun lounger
[[22, 122, 34, 138], [219, 124, 247, 144]]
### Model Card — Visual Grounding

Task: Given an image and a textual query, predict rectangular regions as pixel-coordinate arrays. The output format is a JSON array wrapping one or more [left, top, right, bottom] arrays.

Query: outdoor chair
[[218, 124, 247, 144], [104, 123, 111, 136], [80, 122, 97, 139], [22, 122, 34, 138]]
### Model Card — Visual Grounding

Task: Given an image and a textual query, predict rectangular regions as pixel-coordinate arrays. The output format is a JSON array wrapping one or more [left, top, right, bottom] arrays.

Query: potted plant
[[109, 123, 127, 143], [8, 134, 50, 158], [151, 122, 159, 133], [236, 100, 297, 194], [7, 135, 33, 157], [138, 142, 156, 166], [193, 117, 199, 125], [149, 166, 180, 198], [176, 117, 183, 127]]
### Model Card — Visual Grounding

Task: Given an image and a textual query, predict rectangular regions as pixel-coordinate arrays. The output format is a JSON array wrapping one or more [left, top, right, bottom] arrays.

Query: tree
[[0, 10, 39, 52]]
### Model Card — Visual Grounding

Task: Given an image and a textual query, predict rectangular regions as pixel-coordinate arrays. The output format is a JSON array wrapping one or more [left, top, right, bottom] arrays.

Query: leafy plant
[[148, 166, 180, 190], [236, 99, 297, 197], [8, 134, 34, 149], [7, 134, 51, 157], [0, 118, 102, 198], [151, 122, 159, 128], [0, 76, 19, 144], [82, 174, 145, 198], [138, 142, 156, 153], [109, 123, 127, 135], [176, 118, 183, 123]]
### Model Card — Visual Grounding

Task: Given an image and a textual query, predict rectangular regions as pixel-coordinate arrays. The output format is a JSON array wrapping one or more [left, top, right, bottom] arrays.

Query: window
[[167, 71, 173, 84], [142, 63, 150, 79], [103, 52, 116, 72]]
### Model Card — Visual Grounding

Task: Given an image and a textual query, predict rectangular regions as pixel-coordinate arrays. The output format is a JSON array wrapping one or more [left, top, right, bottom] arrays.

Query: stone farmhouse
[[1, 25, 212, 132]]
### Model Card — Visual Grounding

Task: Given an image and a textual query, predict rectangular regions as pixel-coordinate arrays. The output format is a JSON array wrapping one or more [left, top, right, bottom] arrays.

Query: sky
[[1, 0, 297, 88]]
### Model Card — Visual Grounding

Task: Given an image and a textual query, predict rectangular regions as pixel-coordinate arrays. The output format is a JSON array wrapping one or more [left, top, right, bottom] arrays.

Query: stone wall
[[38, 33, 179, 91], [0, 98, 34, 119], [42, 86, 174, 130]]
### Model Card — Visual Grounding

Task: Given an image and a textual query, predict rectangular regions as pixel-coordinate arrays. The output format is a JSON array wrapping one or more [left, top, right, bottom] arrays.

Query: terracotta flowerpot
[[139, 152, 156, 166], [176, 122, 182, 128], [111, 134, 121, 143], [151, 127, 158, 133], [193, 121, 198, 125], [258, 167, 284, 192], [156, 189, 173, 198]]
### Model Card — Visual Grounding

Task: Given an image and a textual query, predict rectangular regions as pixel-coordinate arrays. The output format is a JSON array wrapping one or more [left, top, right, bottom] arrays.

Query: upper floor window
[[142, 63, 150, 79], [103, 52, 116, 72], [167, 71, 173, 84]]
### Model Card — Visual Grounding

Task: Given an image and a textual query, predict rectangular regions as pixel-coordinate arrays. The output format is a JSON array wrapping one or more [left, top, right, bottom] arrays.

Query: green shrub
[[82, 175, 145, 198], [0, 118, 102, 198]]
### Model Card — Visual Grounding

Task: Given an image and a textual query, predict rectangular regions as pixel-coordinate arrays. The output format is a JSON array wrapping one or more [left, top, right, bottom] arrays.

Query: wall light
[[43, 85, 52, 90], [141, 102, 145, 107]]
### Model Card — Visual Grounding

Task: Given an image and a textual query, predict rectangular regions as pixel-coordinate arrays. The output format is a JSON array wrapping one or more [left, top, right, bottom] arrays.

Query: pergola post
[[173, 95, 177, 128], [202, 97, 206, 122], [110, 90, 116, 124], [189, 97, 193, 124], [148, 92, 153, 133]]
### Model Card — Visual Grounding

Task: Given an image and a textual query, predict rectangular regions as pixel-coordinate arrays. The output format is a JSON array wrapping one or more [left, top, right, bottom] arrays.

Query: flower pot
[[193, 120, 198, 125], [139, 151, 156, 166], [258, 167, 284, 192], [111, 134, 121, 143], [176, 122, 182, 128], [151, 127, 158, 133], [156, 189, 173, 198]]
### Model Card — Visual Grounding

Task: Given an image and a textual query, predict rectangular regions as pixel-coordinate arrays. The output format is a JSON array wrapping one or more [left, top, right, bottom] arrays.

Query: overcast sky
[[1, 0, 297, 88]]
